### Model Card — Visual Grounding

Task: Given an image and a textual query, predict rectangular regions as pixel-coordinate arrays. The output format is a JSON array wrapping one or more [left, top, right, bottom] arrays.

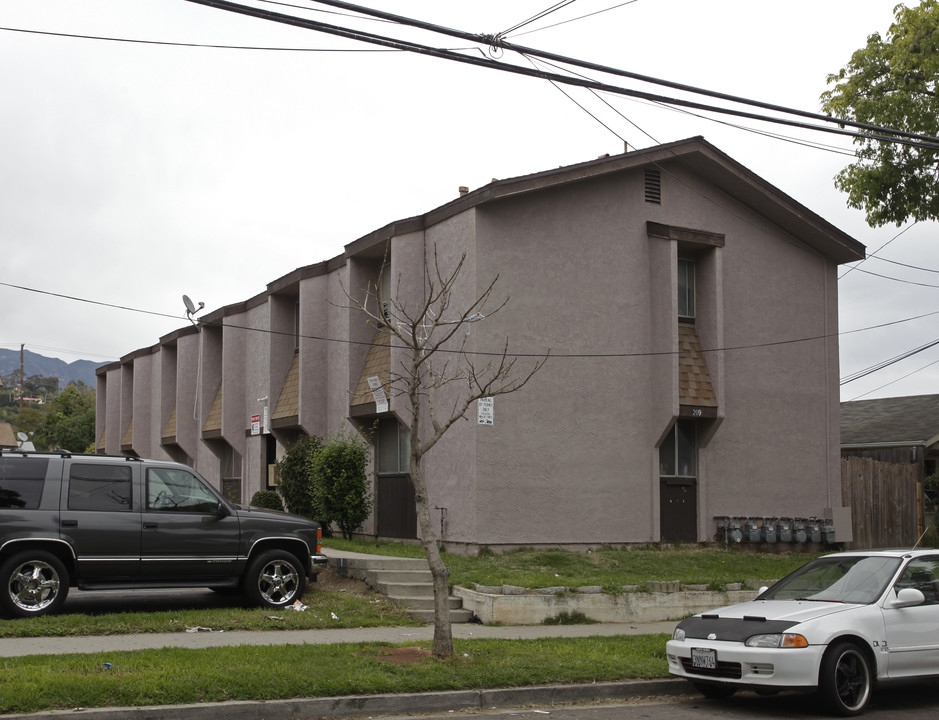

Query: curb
[[7, 679, 689, 720]]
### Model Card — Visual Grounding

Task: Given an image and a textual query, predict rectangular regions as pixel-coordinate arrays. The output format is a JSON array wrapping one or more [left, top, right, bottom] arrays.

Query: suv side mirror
[[215, 502, 231, 519], [890, 587, 926, 609]]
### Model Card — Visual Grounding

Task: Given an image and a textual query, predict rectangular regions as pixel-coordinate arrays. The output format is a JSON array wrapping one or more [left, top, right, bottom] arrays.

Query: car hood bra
[[677, 600, 857, 641]]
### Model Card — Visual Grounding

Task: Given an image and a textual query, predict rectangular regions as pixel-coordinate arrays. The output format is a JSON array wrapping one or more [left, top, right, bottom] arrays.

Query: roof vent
[[644, 169, 661, 204]]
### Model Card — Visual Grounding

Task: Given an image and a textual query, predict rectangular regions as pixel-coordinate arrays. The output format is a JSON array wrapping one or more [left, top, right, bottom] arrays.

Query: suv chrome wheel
[[244, 550, 306, 608], [1, 552, 69, 618]]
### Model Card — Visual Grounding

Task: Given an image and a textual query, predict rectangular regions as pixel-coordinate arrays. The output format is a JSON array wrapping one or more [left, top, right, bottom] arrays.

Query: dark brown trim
[[349, 403, 378, 418], [647, 222, 725, 248], [679, 405, 719, 419], [202, 429, 223, 440], [271, 415, 300, 429]]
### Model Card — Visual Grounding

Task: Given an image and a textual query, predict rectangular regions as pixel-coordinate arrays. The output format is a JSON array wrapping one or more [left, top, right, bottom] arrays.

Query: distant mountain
[[0, 348, 110, 389]]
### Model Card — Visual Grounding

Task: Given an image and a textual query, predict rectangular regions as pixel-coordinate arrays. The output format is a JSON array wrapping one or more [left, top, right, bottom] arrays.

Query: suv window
[[147, 467, 219, 514], [68, 464, 133, 511], [0, 457, 48, 509]]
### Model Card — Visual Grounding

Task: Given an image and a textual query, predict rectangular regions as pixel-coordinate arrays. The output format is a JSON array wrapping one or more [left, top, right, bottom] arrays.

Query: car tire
[[692, 681, 737, 699], [818, 641, 872, 716], [243, 550, 306, 609], [0, 551, 70, 618]]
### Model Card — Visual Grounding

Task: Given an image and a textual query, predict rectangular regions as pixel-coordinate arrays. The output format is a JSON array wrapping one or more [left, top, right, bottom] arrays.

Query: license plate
[[691, 648, 717, 669]]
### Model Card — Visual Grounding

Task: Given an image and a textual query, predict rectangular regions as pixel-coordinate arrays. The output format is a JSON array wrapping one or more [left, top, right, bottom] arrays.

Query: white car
[[666, 549, 939, 716]]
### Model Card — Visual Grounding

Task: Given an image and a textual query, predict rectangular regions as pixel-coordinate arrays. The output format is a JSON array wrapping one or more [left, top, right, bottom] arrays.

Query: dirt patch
[[313, 566, 374, 596], [358, 646, 433, 664]]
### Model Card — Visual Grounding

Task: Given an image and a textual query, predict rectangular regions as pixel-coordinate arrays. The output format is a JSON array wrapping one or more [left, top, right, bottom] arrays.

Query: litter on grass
[[291, 600, 308, 612], [185, 626, 224, 633]]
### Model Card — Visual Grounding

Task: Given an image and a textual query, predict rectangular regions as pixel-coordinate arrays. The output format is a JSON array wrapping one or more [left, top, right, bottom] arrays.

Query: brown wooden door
[[377, 474, 417, 539], [660, 478, 697, 543]]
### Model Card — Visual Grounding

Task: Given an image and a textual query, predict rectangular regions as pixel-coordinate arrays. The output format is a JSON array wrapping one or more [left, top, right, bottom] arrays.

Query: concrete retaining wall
[[453, 587, 761, 625]]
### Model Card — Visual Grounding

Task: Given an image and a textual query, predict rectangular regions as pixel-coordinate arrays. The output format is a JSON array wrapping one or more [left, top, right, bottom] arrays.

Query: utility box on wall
[[831, 506, 854, 543]]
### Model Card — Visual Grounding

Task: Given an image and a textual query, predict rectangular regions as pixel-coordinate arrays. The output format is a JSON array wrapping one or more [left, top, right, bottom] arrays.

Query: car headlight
[[672, 627, 686, 642], [745, 633, 808, 648]]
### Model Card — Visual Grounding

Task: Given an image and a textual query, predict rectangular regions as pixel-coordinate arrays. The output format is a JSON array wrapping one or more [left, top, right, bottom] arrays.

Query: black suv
[[0, 450, 327, 617]]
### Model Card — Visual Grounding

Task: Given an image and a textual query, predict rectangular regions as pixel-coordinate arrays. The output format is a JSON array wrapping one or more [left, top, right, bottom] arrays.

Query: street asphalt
[[2, 620, 688, 720]]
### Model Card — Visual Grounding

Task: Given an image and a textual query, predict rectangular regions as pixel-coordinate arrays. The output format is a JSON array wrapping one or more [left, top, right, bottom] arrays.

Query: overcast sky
[[2, 0, 937, 402]]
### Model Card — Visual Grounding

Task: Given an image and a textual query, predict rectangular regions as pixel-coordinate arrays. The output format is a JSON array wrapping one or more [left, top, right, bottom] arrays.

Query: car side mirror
[[890, 587, 926, 609], [215, 502, 231, 519]]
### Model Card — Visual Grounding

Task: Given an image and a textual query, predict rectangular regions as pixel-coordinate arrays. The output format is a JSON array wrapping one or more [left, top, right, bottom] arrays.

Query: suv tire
[[0, 550, 70, 618], [243, 550, 306, 609]]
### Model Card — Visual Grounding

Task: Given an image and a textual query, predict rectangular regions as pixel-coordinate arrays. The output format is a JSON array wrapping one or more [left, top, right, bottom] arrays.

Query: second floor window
[[678, 258, 695, 320]]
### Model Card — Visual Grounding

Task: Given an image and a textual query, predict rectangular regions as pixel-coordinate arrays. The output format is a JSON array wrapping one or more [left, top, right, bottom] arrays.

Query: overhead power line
[[182, 0, 939, 151], [298, 0, 939, 147]]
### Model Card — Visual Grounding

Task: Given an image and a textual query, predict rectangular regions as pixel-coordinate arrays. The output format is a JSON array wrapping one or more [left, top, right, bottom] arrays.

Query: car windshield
[[760, 555, 902, 604]]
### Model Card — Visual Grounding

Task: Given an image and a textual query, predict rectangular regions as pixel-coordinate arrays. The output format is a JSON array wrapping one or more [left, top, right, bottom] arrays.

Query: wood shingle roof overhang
[[342, 136, 865, 266], [841, 394, 939, 452]]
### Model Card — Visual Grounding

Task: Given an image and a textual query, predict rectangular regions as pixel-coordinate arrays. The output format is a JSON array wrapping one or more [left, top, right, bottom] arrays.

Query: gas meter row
[[715, 517, 837, 545]]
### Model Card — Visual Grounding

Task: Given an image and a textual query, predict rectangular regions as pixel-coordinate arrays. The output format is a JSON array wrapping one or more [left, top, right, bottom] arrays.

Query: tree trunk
[[411, 453, 453, 658]]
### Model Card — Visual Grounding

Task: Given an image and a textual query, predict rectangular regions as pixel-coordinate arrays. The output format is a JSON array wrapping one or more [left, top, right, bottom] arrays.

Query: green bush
[[276, 435, 322, 521], [309, 429, 372, 541], [249, 490, 284, 511]]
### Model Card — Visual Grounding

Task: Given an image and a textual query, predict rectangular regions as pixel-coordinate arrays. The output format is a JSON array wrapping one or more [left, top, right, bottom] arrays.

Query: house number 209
[[692, 408, 702, 417]]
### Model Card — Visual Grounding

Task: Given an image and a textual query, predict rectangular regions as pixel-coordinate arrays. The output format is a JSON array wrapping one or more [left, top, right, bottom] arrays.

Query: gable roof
[[841, 394, 939, 447], [346, 136, 866, 265]]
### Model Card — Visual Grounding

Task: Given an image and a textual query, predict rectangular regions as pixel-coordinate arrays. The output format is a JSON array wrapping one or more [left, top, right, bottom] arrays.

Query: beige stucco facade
[[95, 138, 864, 548]]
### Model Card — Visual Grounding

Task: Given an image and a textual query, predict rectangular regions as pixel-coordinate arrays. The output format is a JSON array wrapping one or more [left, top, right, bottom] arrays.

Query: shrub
[[276, 435, 322, 522], [250, 490, 284, 511], [309, 429, 372, 541]]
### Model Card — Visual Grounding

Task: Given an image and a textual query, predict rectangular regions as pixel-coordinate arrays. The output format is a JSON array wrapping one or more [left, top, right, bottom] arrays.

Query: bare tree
[[343, 244, 547, 659]]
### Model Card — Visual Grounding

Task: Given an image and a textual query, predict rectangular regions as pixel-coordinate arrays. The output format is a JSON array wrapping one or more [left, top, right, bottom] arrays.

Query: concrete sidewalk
[[0, 620, 677, 657]]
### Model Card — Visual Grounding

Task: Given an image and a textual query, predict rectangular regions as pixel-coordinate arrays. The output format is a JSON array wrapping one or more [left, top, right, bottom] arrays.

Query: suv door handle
[[61, 520, 78, 528], [143, 522, 159, 529]]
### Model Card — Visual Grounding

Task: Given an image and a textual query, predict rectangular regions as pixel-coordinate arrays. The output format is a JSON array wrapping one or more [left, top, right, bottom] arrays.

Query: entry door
[[658, 420, 698, 543], [377, 474, 417, 539], [660, 479, 697, 543]]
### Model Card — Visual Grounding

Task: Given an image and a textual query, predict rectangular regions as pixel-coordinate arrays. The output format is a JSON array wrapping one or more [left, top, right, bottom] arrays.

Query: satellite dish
[[183, 295, 197, 315], [17, 432, 28, 442]]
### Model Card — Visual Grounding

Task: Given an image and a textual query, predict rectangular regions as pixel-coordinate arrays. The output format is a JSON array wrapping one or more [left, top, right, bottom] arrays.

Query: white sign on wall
[[368, 375, 389, 413], [477, 397, 494, 426], [250, 414, 261, 436]]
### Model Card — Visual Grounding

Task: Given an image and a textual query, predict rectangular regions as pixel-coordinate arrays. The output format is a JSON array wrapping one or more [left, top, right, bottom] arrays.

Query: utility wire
[[841, 337, 939, 385], [183, 0, 939, 151], [5, 278, 939, 361], [845, 356, 939, 401], [0, 24, 399, 51], [500, 0, 579, 38], [290, 0, 939, 147], [509, 0, 640, 39]]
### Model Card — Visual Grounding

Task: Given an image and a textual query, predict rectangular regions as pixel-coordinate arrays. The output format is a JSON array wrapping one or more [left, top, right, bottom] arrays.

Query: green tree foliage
[[820, 0, 939, 226], [249, 489, 285, 512], [33, 383, 95, 452], [275, 435, 321, 520], [308, 429, 372, 541]]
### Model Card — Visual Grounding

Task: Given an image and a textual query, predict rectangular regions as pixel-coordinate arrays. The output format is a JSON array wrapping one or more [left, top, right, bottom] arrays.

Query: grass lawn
[[0, 587, 421, 639], [0, 544, 814, 714], [0, 634, 671, 715], [327, 538, 819, 591]]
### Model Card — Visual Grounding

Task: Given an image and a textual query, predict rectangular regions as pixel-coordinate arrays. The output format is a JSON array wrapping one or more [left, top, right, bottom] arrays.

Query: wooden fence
[[841, 456, 920, 549]]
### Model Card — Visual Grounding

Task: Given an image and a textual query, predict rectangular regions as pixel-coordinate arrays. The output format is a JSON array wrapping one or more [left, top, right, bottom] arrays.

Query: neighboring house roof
[[841, 394, 939, 447]]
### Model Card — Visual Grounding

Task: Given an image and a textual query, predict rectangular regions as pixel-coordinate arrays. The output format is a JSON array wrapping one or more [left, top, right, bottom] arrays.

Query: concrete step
[[376, 581, 435, 597], [408, 607, 475, 623], [368, 569, 433, 584], [388, 595, 464, 611], [325, 548, 471, 623]]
